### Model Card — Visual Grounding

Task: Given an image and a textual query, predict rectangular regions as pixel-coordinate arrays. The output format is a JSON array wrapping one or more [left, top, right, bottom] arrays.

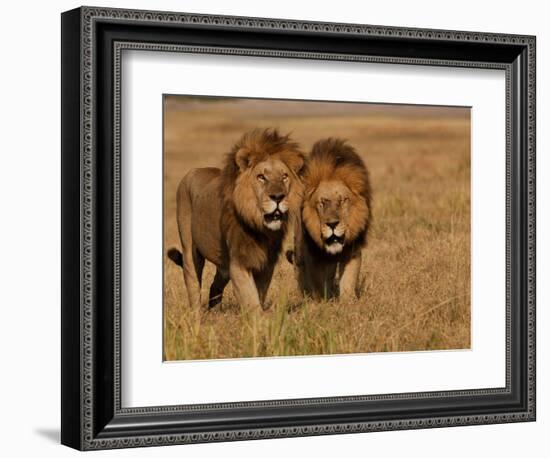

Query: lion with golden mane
[[168, 128, 305, 310], [290, 138, 372, 300]]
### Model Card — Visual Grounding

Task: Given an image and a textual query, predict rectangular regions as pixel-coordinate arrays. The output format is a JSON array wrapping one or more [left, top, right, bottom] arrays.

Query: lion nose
[[270, 193, 285, 203], [327, 221, 339, 230]]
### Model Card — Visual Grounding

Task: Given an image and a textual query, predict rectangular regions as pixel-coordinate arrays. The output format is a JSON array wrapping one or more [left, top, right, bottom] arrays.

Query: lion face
[[309, 180, 352, 254], [229, 131, 304, 233], [251, 158, 293, 231], [303, 180, 369, 255]]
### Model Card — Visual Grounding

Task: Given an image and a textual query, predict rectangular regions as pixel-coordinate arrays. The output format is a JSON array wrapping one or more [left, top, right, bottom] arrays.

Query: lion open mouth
[[264, 208, 284, 224], [325, 234, 344, 246], [264, 208, 286, 230], [324, 234, 345, 254]]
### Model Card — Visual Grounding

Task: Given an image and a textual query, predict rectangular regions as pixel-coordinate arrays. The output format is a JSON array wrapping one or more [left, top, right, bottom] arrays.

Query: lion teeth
[[265, 209, 283, 221], [325, 234, 344, 245]]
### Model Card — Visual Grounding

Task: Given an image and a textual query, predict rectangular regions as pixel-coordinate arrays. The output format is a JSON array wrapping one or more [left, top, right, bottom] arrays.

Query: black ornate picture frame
[[61, 6, 536, 450]]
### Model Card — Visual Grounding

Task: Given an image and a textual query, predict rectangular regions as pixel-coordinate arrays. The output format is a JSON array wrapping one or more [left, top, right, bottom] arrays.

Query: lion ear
[[286, 153, 305, 176], [235, 148, 253, 171]]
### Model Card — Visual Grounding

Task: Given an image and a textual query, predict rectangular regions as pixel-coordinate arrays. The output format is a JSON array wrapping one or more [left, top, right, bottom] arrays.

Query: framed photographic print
[[61, 6, 536, 450]]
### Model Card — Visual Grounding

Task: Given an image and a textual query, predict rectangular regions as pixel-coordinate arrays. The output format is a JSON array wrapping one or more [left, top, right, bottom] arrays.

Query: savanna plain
[[163, 97, 471, 361]]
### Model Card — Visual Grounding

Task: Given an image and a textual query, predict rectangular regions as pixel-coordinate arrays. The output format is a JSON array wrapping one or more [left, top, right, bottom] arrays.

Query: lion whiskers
[[262, 200, 278, 214], [333, 226, 345, 237], [321, 225, 346, 240]]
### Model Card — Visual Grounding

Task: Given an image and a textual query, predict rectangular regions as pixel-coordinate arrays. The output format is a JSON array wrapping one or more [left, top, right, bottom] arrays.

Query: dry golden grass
[[163, 97, 471, 361]]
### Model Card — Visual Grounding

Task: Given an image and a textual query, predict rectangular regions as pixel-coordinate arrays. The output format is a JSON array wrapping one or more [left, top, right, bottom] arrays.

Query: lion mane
[[169, 128, 305, 310], [292, 138, 372, 300], [220, 129, 305, 272], [302, 138, 372, 249]]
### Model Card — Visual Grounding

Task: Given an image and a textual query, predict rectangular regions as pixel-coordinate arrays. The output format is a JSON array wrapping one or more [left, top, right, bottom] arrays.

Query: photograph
[[163, 95, 471, 361], [57, 3, 537, 452]]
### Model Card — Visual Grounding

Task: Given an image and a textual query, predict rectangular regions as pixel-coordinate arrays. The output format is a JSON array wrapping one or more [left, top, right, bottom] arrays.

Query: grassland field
[[163, 97, 471, 361]]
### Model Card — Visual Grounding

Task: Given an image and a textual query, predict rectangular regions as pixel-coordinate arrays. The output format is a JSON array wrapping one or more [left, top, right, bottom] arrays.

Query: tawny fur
[[293, 138, 372, 300], [169, 128, 305, 310]]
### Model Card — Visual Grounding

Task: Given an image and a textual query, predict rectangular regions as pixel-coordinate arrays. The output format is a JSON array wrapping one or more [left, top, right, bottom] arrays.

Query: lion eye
[[257, 174, 266, 183], [282, 173, 289, 182]]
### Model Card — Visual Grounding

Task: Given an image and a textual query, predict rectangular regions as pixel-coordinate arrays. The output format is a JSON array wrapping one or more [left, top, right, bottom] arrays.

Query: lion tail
[[167, 248, 183, 267]]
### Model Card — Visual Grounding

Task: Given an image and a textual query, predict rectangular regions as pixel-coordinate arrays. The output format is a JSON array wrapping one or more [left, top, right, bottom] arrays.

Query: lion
[[289, 138, 372, 300], [167, 128, 305, 310]]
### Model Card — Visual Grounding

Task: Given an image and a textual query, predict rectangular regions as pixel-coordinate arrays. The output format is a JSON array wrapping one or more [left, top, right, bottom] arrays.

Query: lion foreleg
[[229, 261, 261, 311], [338, 251, 362, 300], [208, 268, 229, 309], [301, 247, 337, 300], [254, 264, 276, 310]]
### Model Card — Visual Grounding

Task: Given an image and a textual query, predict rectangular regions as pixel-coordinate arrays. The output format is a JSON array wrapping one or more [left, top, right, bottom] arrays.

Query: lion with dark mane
[[290, 138, 372, 300], [168, 128, 305, 310]]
